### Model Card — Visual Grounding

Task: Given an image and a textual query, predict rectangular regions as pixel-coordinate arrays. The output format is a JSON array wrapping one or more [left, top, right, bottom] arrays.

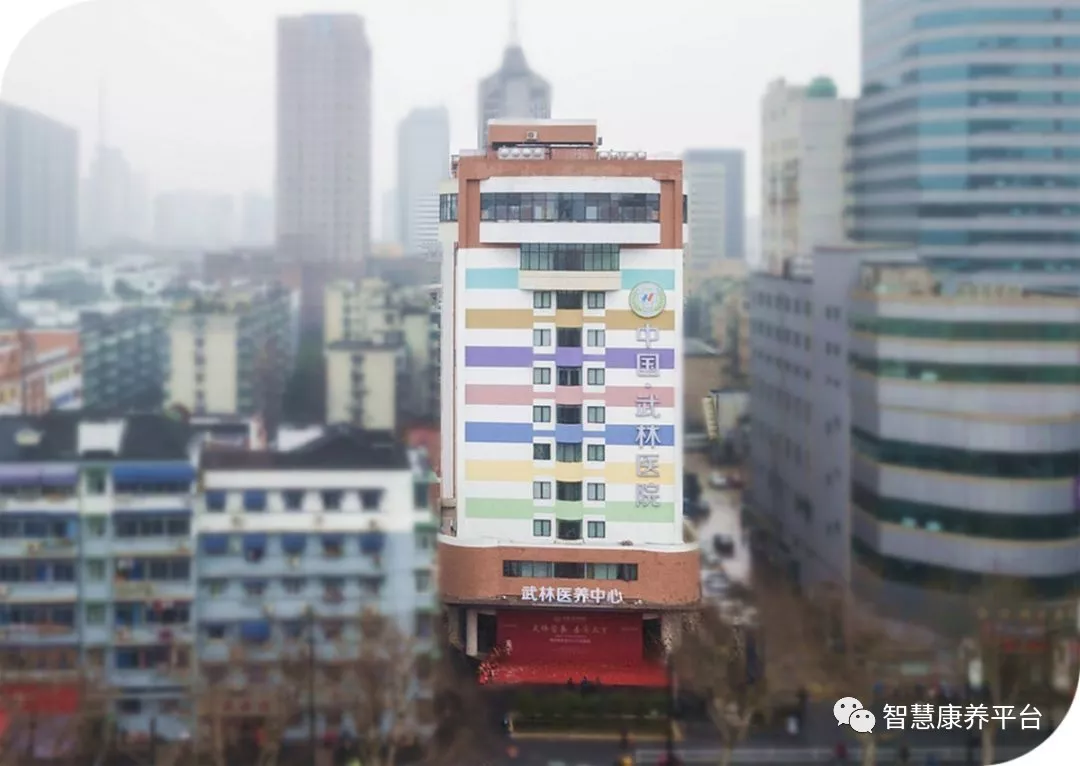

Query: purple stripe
[[606, 348, 676, 369], [534, 353, 606, 363], [465, 347, 534, 367], [555, 347, 582, 366]]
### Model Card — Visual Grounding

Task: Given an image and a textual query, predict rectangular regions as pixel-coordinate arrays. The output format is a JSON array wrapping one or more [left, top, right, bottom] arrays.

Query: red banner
[[0, 684, 81, 716], [497, 610, 643, 665]]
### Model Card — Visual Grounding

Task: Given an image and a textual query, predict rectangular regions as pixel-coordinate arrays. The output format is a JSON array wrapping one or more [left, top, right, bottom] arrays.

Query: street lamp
[[306, 606, 318, 765]]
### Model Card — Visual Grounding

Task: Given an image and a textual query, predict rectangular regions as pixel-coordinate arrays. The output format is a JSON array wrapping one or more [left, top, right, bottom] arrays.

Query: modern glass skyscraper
[[850, 1, 1080, 271]]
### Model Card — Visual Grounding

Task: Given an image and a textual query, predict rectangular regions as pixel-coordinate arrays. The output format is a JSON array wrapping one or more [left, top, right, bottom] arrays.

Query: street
[[685, 451, 751, 587]]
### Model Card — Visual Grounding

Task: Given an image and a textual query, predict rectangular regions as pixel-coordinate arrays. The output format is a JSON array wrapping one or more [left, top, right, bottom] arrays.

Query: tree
[[672, 575, 833, 766]]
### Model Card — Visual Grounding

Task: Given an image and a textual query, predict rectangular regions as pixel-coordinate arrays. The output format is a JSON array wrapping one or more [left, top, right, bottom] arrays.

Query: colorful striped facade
[[438, 120, 700, 686]]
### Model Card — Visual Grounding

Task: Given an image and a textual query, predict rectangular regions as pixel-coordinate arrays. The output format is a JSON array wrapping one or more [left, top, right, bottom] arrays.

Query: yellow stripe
[[604, 310, 675, 331], [465, 461, 534, 482], [465, 309, 533, 329], [601, 462, 675, 485], [554, 462, 584, 482], [555, 308, 583, 325]]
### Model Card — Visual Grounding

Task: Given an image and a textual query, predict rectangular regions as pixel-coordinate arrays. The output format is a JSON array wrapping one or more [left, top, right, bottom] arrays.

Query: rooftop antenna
[[508, 0, 520, 46]]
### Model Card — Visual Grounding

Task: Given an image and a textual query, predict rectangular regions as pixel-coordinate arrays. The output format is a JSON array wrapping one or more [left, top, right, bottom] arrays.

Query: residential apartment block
[[194, 425, 438, 738], [0, 329, 82, 415], [80, 308, 166, 412], [324, 279, 437, 429], [0, 413, 197, 738], [438, 119, 698, 686], [166, 284, 293, 418]]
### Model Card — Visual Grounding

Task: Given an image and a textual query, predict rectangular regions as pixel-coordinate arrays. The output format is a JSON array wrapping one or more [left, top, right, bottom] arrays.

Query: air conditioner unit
[[525, 131, 539, 141]]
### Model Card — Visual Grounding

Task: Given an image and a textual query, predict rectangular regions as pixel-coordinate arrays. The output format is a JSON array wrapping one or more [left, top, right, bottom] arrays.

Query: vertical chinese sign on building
[[628, 282, 668, 510]]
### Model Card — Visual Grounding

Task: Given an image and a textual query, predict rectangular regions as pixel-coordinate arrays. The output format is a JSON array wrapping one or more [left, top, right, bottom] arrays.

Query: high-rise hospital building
[[437, 120, 699, 685]]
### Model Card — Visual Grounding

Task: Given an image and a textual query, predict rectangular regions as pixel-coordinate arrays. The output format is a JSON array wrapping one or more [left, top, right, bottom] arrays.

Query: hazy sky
[[1, 0, 859, 220]]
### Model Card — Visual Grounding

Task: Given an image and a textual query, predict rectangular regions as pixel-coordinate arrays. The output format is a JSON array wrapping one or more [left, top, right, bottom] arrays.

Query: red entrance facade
[[480, 609, 667, 687]]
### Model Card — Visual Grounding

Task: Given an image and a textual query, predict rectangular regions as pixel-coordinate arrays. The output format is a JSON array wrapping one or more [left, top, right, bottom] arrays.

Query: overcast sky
[[1, 0, 859, 219]]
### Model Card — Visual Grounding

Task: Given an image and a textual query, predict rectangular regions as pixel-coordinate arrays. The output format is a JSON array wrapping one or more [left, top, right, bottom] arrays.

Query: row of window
[[533, 290, 607, 309], [480, 193, 661, 223], [201, 532, 385, 559], [532, 480, 607, 502], [852, 538, 1077, 599], [850, 316, 1080, 341], [854, 119, 1080, 146], [532, 405, 607, 424], [202, 575, 385, 597], [533, 366, 607, 386], [852, 147, 1080, 171], [115, 516, 191, 538], [852, 483, 1080, 541], [852, 203, 1080, 219], [852, 428, 1080, 479], [852, 356, 1080, 385], [205, 489, 384, 513], [531, 518, 606, 539], [868, 36, 1080, 74], [859, 89, 1080, 123], [532, 327, 607, 349], [867, 7, 1080, 47], [0, 561, 77, 583], [851, 174, 1080, 194], [848, 229, 1080, 246], [879, 63, 1080, 92], [520, 243, 620, 272], [926, 257, 1080, 273], [533, 443, 606, 462], [503, 559, 638, 581]]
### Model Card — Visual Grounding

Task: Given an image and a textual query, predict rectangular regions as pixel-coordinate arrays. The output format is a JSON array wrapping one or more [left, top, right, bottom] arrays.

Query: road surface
[[685, 451, 751, 587]]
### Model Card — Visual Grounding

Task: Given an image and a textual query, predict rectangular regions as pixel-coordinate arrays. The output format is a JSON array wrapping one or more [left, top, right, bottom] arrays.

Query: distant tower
[[475, 0, 551, 148]]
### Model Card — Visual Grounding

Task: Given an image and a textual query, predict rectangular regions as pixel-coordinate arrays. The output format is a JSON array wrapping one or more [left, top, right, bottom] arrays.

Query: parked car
[[709, 471, 729, 489], [713, 533, 736, 557]]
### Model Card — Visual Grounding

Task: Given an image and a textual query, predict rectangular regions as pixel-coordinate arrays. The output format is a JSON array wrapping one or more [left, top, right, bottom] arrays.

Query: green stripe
[[464, 498, 675, 523], [621, 269, 676, 291]]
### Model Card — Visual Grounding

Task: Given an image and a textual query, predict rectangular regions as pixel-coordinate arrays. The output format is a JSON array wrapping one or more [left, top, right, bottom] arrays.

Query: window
[[556, 520, 582, 540], [321, 491, 342, 511], [586, 329, 606, 348], [586, 483, 606, 502], [587, 520, 606, 538], [556, 443, 582, 462], [533, 367, 552, 385], [84, 468, 107, 495], [85, 517, 106, 537], [556, 405, 581, 424], [533, 405, 552, 423], [85, 560, 105, 581], [556, 367, 581, 386], [556, 328, 581, 347], [533, 291, 552, 309], [586, 292, 606, 309], [587, 406, 606, 424], [533, 481, 552, 500], [533, 443, 552, 460], [85, 604, 106, 625], [533, 328, 552, 347], [283, 490, 304, 511], [532, 519, 552, 537], [414, 571, 432, 593], [587, 444, 606, 462], [586, 368, 606, 386], [519, 243, 621, 271], [283, 578, 305, 594], [587, 563, 638, 581], [556, 481, 583, 501], [556, 291, 583, 309]]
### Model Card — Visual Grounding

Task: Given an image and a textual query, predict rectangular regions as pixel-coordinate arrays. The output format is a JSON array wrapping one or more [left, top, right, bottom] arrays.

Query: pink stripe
[[555, 387, 584, 405], [465, 385, 553, 406], [603, 386, 676, 407]]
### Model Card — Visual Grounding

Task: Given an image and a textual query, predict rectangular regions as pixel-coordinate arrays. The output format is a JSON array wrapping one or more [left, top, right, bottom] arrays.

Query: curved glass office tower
[[851, 1, 1080, 272]]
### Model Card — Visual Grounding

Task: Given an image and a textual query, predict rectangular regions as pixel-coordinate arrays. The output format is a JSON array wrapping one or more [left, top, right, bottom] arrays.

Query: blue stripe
[[605, 425, 675, 447], [112, 465, 195, 483], [465, 423, 676, 446], [466, 268, 519, 289], [621, 269, 676, 291], [465, 422, 535, 443]]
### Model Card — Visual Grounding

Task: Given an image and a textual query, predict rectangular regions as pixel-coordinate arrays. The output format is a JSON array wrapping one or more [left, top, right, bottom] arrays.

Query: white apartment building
[[760, 77, 853, 275], [397, 108, 450, 256], [276, 14, 372, 262], [167, 284, 293, 417]]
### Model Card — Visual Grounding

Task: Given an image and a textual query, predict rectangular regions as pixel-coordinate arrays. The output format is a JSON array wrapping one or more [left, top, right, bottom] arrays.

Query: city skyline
[[0, 0, 859, 220]]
